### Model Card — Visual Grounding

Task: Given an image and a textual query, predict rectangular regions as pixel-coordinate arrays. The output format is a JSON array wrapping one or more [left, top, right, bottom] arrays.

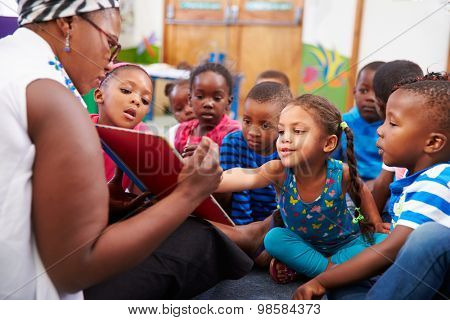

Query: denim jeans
[[367, 222, 450, 299], [329, 222, 450, 299]]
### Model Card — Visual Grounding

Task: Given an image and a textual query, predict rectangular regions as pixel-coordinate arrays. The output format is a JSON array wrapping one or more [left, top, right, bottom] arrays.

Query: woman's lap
[[84, 217, 253, 299]]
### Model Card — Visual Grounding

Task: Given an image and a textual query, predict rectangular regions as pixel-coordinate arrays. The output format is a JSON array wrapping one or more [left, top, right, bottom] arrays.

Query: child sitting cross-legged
[[217, 94, 389, 283], [294, 74, 449, 299], [219, 82, 292, 225]]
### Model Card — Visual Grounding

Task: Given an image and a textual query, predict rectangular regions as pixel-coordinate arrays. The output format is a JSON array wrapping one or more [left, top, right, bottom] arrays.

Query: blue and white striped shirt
[[220, 131, 278, 225], [389, 162, 450, 230]]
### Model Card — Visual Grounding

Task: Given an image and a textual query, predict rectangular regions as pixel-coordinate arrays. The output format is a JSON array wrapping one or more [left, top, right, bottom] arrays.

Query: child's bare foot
[[269, 258, 299, 284]]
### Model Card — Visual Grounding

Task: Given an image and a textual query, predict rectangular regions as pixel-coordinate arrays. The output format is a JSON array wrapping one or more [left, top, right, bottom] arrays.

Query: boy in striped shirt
[[219, 82, 292, 225], [293, 74, 449, 299]]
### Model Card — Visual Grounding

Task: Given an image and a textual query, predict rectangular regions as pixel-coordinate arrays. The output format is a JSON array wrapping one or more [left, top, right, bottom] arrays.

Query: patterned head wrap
[[17, 0, 120, 26]]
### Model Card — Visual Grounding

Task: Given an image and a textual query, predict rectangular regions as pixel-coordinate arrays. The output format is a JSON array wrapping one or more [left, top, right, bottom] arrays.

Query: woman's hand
[[292, 279, 326, 300]]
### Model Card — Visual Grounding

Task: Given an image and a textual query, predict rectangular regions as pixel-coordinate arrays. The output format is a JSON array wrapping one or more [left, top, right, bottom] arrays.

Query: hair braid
[[343, 126, 374, 243]]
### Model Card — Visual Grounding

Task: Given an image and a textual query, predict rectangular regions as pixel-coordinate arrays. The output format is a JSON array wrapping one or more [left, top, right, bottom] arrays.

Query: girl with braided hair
[[216, 94, 388, 284], [294, 73, 450, 299]]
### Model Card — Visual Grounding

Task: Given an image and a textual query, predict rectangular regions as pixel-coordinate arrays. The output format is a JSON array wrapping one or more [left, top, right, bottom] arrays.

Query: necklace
[[48, 55, 84, 103]]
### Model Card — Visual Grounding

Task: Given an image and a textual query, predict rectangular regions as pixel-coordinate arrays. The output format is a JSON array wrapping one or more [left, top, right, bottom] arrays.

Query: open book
[[96, 124, 234, 226]]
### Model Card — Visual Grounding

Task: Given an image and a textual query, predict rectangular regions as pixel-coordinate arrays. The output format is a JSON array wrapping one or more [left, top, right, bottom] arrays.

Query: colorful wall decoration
[[117, 0, 162, 64], [299, 0, 357, 111], [299, 43, 350, 111]]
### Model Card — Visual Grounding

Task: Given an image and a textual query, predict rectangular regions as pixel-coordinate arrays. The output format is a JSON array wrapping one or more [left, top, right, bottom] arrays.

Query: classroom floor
[[194, 268, 302, 300]]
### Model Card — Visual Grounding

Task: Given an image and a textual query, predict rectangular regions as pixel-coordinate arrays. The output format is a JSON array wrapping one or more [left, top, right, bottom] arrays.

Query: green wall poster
[[299, 43, 350, 112], [299, 0, 358, 111]]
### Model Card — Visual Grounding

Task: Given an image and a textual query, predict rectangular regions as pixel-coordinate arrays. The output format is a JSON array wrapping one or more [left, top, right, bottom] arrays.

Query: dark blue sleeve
[[219, 133, 254, 224], [220, 134, 242, 170], [332, 132, 346, 161]]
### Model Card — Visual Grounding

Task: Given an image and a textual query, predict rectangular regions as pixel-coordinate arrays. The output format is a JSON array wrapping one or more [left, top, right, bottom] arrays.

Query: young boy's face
[[242, 98, 280, 155], [190, 71, 231, 127], [354, 69, 381, 123], [169, 84, 195, 123], [96, 68, 152, 129], [376, 90, 430, 172]]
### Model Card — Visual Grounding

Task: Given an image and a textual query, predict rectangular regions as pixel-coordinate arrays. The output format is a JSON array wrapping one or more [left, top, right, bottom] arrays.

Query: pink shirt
[[174, 115, 241, 153], [90, 114, 149, 189]]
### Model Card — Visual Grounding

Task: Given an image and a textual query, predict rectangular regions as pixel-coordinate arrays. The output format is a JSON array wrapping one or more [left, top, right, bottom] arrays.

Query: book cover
[[96, 124, 234, 226]]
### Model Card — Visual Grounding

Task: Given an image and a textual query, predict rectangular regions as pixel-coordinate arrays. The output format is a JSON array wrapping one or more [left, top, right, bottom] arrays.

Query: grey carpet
[[194, 267, 303, 300]]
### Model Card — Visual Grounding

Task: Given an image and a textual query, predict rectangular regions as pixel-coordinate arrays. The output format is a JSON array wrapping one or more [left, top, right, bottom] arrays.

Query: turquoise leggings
[[264, 227, 388, 278]]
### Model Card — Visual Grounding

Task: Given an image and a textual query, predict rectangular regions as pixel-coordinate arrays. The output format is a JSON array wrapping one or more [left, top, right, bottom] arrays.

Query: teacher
[[0, 0, 255, 299]]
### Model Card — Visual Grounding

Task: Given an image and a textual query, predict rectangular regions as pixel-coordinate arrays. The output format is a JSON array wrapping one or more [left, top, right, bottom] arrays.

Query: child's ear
[[323, 134, 338, 153], [226, 96, 233, 112], [424, 132, 447, 154], [94, 88, 104, 104]]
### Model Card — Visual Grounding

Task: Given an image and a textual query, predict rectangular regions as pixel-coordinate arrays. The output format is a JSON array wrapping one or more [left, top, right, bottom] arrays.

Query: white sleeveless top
[[0, 28, 84, 299]]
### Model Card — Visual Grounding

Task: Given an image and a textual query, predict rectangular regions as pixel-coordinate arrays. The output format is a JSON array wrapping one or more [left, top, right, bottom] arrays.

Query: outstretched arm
[[293, 225, 413, 299], [216, 160, 284, 193]]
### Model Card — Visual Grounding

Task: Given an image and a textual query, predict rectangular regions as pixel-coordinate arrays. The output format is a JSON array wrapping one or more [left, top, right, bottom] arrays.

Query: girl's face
[[276, 105, 329, 168], [190, 71, 231, 127], [169, 84, 195, 123], [96, 68, 152, 129]]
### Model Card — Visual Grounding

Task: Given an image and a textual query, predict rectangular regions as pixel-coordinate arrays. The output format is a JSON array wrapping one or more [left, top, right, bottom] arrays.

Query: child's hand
[[182, 144, 198, 158], [375, 222, 391, 234], [292, 278, 326, 300]]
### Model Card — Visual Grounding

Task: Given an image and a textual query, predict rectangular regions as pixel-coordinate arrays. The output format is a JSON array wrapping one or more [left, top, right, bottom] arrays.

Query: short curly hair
[[393, 72, 449, 131], [246, 81, 292, 111], [189, 62, 233, 95]]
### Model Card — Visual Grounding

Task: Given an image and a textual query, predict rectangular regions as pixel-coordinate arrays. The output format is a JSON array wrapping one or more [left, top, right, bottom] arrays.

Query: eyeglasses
[[79, 15, 121, 63]]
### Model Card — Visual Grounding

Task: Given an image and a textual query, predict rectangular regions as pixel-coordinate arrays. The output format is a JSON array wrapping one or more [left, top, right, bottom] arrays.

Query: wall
[[118, 0, 164, 63], [119, 0, 164, 48], [0, 0, 18, 39], [299, 0, 358, 110], [0, 0, 17, 17], [358, 0, 449, 72]]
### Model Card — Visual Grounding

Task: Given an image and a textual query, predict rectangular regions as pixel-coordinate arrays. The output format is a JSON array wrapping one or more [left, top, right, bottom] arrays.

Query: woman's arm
[[216, 160, 284, 193], [293, 225, 413, 299], [28, 80, 222, 293]]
